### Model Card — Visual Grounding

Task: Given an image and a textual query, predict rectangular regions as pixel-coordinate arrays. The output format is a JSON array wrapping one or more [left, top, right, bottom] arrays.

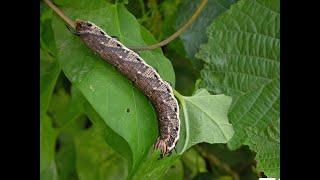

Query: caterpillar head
[[75, 19, 109, 36]]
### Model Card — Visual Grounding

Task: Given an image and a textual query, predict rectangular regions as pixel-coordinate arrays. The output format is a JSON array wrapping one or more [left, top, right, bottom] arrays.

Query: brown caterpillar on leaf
[[67, 19, 180, 159]]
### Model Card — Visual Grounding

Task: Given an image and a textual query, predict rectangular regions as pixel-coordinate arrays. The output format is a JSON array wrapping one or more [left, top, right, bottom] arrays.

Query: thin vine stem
[[128, 0, 208, 51], [43, 0, 207, 51]]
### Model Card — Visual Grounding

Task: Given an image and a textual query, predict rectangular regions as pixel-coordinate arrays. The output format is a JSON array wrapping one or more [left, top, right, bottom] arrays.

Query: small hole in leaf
[[126, 108, 130, 113], [84, 118, 92, 129], [55, 138, 61, 152]]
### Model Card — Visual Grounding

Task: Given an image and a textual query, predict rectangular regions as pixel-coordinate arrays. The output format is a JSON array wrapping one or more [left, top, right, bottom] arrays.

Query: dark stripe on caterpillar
[[71, 19, 180, 159]]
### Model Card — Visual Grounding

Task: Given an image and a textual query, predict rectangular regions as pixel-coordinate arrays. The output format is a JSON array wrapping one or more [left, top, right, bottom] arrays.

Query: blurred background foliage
[[41, 0, 279, 179]]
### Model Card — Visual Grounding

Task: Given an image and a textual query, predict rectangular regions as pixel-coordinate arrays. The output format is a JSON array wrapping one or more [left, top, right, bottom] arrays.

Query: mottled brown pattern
[[74, 19, 180, 158]]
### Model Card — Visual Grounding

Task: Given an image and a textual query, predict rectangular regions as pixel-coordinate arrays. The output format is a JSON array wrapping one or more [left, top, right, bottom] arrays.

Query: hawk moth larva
[[69, 19, 180, 159]]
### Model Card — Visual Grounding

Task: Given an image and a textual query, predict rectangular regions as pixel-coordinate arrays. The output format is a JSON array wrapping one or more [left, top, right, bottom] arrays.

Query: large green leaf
[[51, 0, 175, 177], [196, 0, 280, 177], [176, 0, 237, 68], [175, 88, 234, 153]]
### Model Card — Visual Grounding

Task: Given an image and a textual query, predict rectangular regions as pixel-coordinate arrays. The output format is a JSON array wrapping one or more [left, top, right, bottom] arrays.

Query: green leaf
[[55, 130, 78, 180], [181, 148, 207, 179], [175, 88, 234, 153], [161, 159, 184, 180], [40, 115, 58, 180], [40, 2, 58, 56], [196, 0, 280, 177], [131, 152, 180, 180], [48, 86, 85, 129], [83, 101, 132, 166], [227, 79, 280, 149], [176, 0, 237, 68], [74, 127, 128, 180], [246, 116, 280, 177], [40, 161, 59, 180], [40, 49, 60, 117], [51, 0, 175, 177]]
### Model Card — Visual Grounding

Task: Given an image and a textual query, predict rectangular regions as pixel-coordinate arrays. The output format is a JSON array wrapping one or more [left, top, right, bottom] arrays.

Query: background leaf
[[49, 86, 87, 180], [176, 0, 238, 68], [74, 127, 128, 180], [40, 115, 58, 180], [180, 148, 207, 179], [40, 4, 60, 179], [40, 49, 60, 117], [196, 0, 280, 177]]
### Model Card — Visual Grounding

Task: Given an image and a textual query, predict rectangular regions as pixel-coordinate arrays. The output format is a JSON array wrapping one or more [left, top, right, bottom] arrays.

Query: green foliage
[[40, 115, 58, 180], [74, 127, 128, 180], [176, 0, 238, 69], [40, 0, 280, 179], [180, 148, 207, 179], [196, 0, 280, 177], [246, 117, 280, 177]]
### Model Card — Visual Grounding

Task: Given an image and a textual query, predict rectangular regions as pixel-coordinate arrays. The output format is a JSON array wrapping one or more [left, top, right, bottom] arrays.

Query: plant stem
[[138, 0, 146, 17], [128, 0, 208, 51], [173, 89, 184, 103], [43, 0, 75, 28]]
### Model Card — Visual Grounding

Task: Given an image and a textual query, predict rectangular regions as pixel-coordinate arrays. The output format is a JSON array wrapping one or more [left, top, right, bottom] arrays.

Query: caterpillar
[[68, 19, 180, 159]]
